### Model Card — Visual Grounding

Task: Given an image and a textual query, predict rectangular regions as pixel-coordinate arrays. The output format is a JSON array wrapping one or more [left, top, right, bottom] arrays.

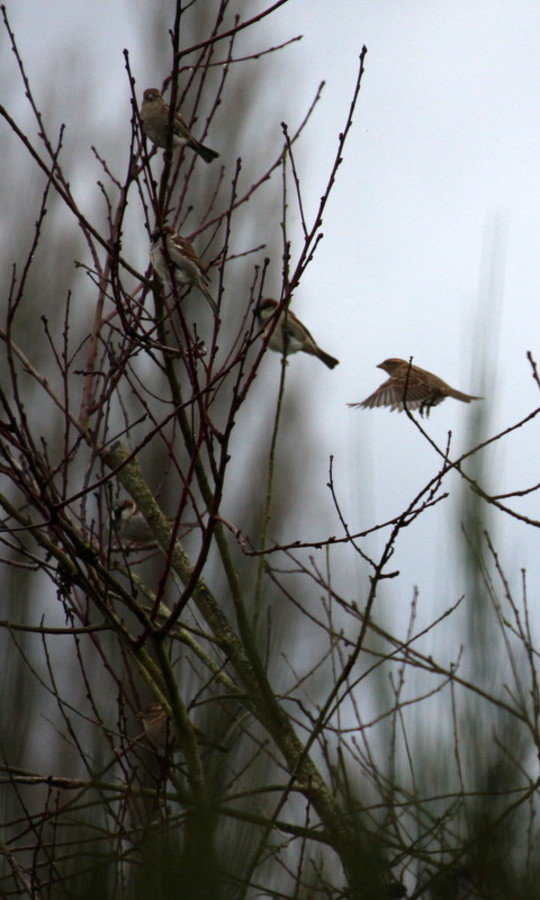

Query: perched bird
[[140, 87, 219, 163], [349, 358, 481, 416], [112, 499, 194, 546], [136, 703, 226, 754], [112, 499, 156, 544], [150, 225, 217, 313], [256, 298, 339, 370]]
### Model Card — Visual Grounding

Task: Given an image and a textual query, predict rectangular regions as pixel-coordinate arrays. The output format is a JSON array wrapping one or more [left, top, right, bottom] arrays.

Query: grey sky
[[4, 0, 540, 641], [278, 2, 540, 634]]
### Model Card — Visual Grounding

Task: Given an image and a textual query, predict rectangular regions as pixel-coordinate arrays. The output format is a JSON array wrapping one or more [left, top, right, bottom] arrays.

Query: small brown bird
[[112, 499, 194, 546], [256, 298, 339, 369], [113, 499, 156, 544], [150, 226, 217, 313], [349, 358, 481, 416], [136, 703, 226, 754], [140, 88, 219, 163]]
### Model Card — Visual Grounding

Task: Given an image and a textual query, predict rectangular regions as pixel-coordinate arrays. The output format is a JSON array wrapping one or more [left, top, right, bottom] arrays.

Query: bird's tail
[[448, 389, 481, 403], [199, 281, 218, 313], [189, 139, 220, 164], [315, 348, 339, 370]]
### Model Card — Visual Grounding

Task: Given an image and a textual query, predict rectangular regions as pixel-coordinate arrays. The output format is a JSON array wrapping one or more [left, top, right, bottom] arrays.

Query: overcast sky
[[4, 1, 540, 651], [270, 1, 540, 644]]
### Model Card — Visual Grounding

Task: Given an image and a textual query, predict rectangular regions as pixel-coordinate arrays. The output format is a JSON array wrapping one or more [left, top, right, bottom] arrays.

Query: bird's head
[[255, 297, 278, 323], [136, 703, 165, 723], [112, 498, 136, 525], [377, 358, 407, 376], [150, 225, 173, 245], [142, 88, 162, 104]]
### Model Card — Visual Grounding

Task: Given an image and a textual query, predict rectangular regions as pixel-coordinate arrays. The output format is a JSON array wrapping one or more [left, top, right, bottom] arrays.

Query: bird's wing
[[285, 312, 313, 345], [395, 376, 433, 408], [360, 378, 403, 409], [165, 236, 201, 274], [176, 237, 208, 275], [169, 235, 206, 275], [359, 377, 429, 411], [172, 111, 191, 141]]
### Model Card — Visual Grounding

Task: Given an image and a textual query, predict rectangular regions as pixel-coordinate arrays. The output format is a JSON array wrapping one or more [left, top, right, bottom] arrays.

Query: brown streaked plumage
[[256, 298, 339, 370], [150, 225, 217, 313], [140, 87, 219, 163], [136, 703, 226, 754], [348, 358, 481, 416]]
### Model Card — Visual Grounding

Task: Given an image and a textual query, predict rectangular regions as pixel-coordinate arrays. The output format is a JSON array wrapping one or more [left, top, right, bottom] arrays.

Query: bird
[[348, 358, 481, 416], [150, 225, 217, 313], [112, 499, 156, 544], [140, 87, 219, 164], [112, 499, 194, 546], [136, 703, 226, 754], [255, 298, 339, 369]]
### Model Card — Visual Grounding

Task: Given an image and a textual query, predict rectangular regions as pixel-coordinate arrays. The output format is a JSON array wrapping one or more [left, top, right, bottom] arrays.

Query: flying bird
[[256, 298, 339, 369], [349, 358, 481, 416], [140, 87, 219, 163], [150, 225, 217, 313]]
